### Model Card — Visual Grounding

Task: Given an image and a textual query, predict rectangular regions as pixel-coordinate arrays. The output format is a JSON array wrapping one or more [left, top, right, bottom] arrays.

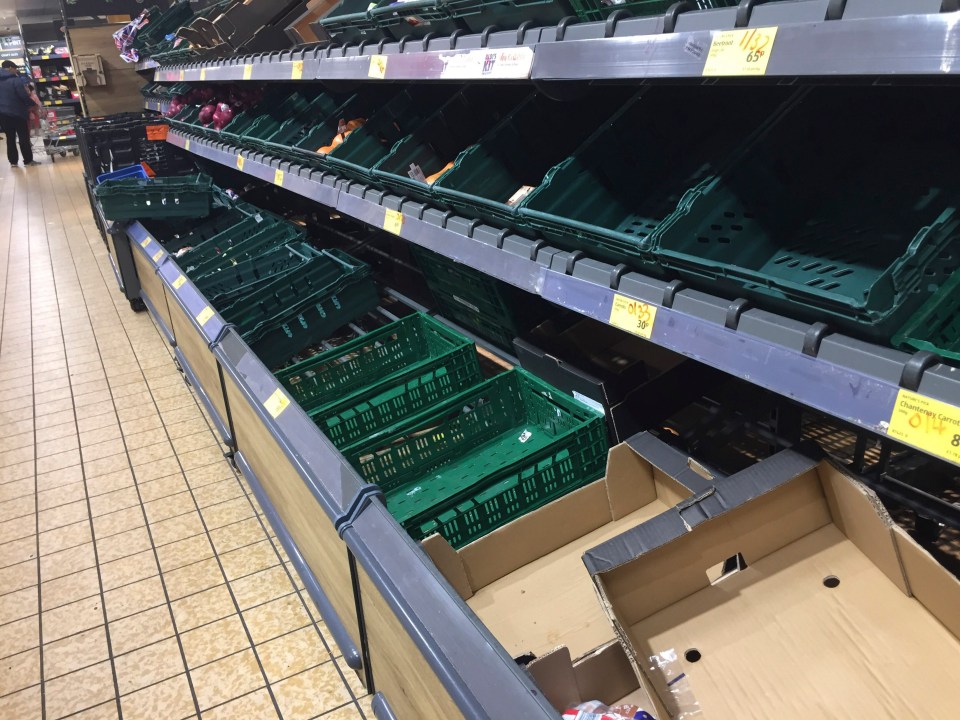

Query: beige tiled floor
[[0, 157, 373, 720]]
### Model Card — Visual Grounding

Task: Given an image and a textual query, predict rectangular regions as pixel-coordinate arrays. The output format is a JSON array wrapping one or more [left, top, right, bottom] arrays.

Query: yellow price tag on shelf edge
[[179, 69, 185, 81], [140, 237, 151, 248], [383, 209, 403, 235], [368, 55, 388, 79], [172, 275, 187, 290], [236, 155, 245, 171], [152, 250, 163, 262], [196, 306, 215, 327], [608, 294, 658, 340], [291, 60, 304, 80], [185, 139, 191, 151], [243, 63, 253, 80], [274, 169, 284, 186], [887, 390, 960, 465], [264, 388, 291, 419], [200, 68, 207, 81], [702, 26, 778, 77]]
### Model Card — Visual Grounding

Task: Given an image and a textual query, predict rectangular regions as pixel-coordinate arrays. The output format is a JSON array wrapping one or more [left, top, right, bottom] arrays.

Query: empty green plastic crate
[[286, 88, 400, 171], [277, 313, 483, 450], [193, 242, 321, 307], [251, 93, 347, 160], [220, 249, 379, 368], [370, 0, 573, 39], [372, 85, 529, 206], [156, 202, 262, 254], [96, 174, 212, 221], [413, 246, 549, 350], [177, 214, 290, 277], [312, 0, 384, 45], [653, 86, 960, 340], [431, 89, 630, 229], [519, 85, 797, 267], [893, 268, 960, 361], [569, 0, 734, 23], [323, 86, 454, 185], [347, 368, 606, 548]]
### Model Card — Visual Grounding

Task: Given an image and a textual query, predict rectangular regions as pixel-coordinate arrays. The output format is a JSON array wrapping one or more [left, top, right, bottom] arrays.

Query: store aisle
[[0, 158, 372, 720]]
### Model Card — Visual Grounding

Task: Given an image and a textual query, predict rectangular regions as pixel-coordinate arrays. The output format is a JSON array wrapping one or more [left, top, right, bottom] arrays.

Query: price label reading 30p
[[887, 389, 960, 465], [609, 294, 658, 340], [703, 26, 778, 77]]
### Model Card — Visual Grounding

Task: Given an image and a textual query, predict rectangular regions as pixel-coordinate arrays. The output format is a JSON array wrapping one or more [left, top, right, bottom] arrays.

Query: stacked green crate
[[277, 313, 483, 450], [412, 246, 549, 351], [95, 174, 213, 221], [192, 242, 322, 307], [346, 368, 606, 549], [217, 249, 379, 369]]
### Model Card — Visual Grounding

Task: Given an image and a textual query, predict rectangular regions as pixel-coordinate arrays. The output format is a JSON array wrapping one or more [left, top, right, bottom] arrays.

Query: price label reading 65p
[[703, 26, 778, 76], [609, 294, 658, 340]]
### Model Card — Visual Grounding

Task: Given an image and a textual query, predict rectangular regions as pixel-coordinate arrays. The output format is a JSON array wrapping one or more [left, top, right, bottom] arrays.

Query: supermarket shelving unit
[[118, 2, 960, 718]]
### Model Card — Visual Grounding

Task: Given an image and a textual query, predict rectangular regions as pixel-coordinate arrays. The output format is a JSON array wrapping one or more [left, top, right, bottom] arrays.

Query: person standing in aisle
[[0, 60, 40, 166]]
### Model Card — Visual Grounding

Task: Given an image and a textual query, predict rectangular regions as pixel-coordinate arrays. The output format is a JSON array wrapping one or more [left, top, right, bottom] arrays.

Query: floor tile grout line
[[45, 168, 207, 720], [23, 161, 47, 720], [0, 532, 286, 604], [137, 310, 369, 717], [224, 456, 367, 717], [40, 167, 125, 720], [0, 581, 312, 663], [117, 356, 290, 720]]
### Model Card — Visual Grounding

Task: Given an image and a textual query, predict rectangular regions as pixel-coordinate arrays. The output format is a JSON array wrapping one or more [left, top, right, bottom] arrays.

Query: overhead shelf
[[151, 7, 960, 83], [41, 98, 80, 106], [164, 125, 960, 470]]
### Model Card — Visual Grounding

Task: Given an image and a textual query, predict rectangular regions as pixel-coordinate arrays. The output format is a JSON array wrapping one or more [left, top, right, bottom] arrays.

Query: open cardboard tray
[[586, 456, 960, 719], [423, 432, 818, 682]]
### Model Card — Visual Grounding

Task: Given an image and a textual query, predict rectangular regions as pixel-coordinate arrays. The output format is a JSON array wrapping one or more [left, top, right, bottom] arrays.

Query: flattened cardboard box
[[423, 433, 699, 662], [587, 458, 960, 719], [423, 432, 819, 716]]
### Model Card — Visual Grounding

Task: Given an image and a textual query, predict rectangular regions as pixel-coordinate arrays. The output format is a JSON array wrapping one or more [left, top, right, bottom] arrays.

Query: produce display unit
[[82, 3, 960, 719], [150, 2, 960, 83], [25, 41, 80, 111]]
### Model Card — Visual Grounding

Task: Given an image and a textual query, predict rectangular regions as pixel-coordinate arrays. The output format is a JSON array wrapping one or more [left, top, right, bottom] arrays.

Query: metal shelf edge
[[165, 127, 960, 468]]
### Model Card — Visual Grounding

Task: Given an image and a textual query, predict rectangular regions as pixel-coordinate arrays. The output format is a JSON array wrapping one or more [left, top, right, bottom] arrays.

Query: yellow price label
[[172, 275, 187, 290], [55, 100, 62, 105], [152, 250, 163, 262], [263, 388, 291, 419], [291, 60, 304, 80], [887, 390, 960, 465], [185, 139, 191, 151], [368, 55, 388, 79], [140, 237, 151, 248], [41, 55, 49, 60], [196, 306, 215, 327], [179, 70, 185, 81], [200, 68, 207, 81], [608, 294, 658, 340], [703, 26, 778, 77], [383, 209, 403, 235], [274, 169, 284, 186], [236, 155, 245, 171], [243, 63, 253, 80]]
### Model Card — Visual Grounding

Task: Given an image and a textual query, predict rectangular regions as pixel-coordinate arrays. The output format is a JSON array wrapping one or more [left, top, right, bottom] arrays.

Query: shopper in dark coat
[[0, 60, 39, 166]]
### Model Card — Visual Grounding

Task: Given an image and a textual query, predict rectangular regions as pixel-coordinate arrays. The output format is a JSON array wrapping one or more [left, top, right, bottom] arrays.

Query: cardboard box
[[587, 458, 960, 719], [424, 432, 815, 662], [285, 0, 340, 45], [422, 434, 699, 664], [526, 640, 653, 714]]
